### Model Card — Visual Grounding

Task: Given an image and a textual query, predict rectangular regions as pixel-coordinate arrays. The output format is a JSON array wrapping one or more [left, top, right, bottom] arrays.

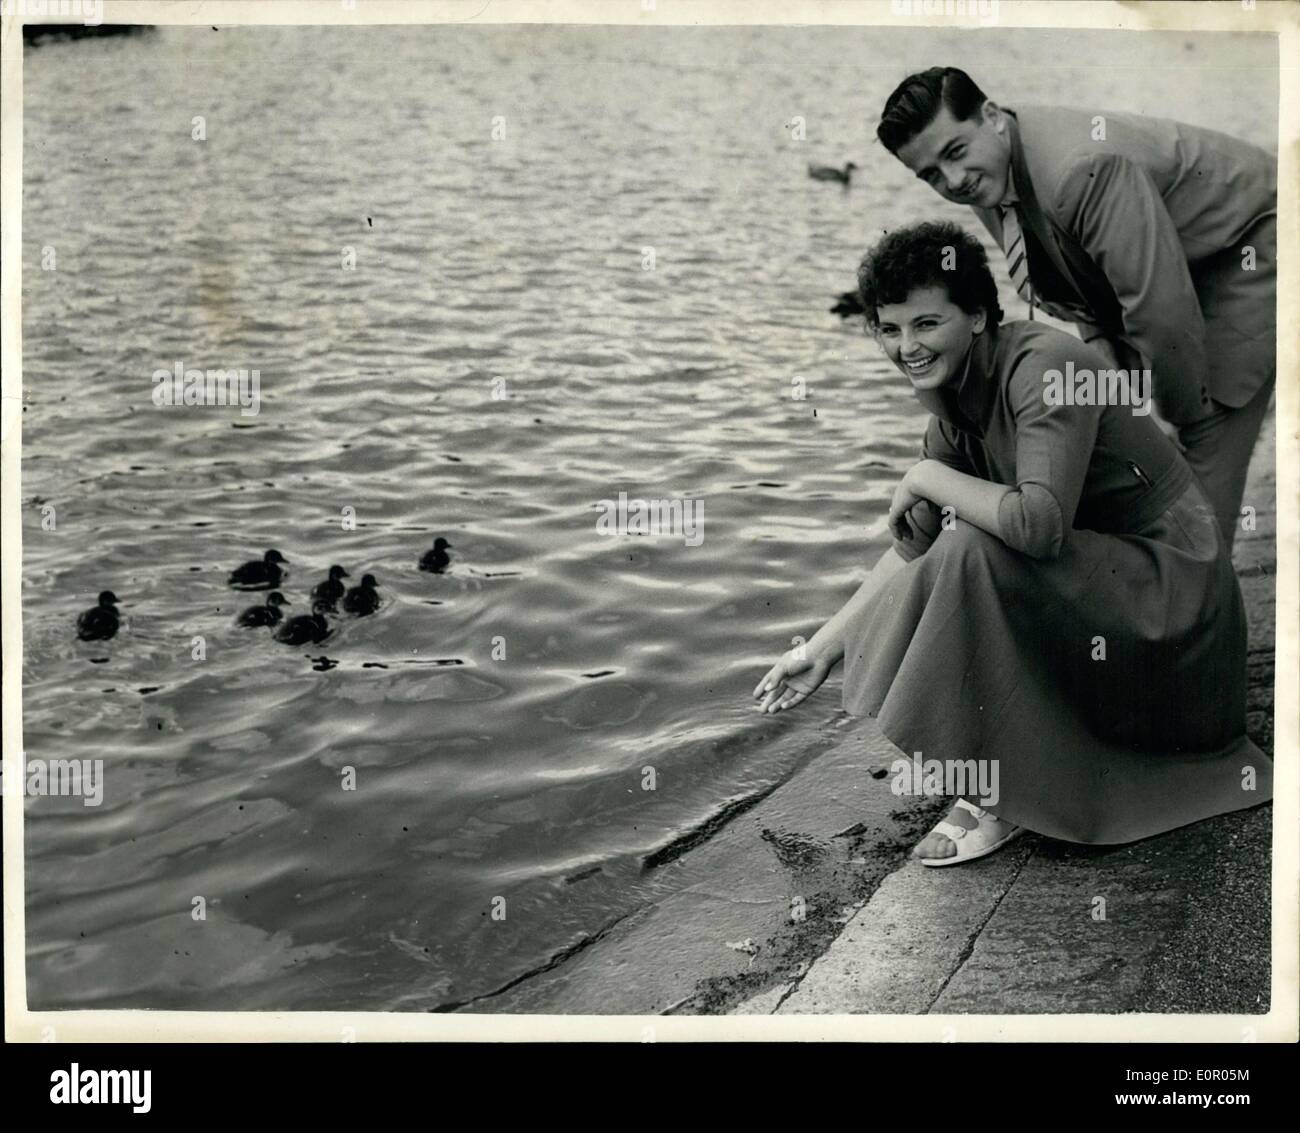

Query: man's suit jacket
[[972, 106, 1276, 425]]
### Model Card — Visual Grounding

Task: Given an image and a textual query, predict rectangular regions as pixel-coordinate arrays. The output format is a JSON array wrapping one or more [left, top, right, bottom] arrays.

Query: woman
[[753, 221, 1271, 865]]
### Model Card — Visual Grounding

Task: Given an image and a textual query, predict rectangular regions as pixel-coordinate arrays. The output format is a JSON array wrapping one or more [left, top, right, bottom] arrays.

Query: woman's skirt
[[839, 481, 1272, 844]]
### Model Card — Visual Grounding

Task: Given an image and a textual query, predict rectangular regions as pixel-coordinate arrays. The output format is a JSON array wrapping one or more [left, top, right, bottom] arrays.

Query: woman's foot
[[912, 798, 1022, 867]]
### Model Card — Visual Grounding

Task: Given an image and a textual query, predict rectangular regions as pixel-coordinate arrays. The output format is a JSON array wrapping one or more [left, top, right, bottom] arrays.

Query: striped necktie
[[1000, 205, 1033, 306], [999, 203, 1093, 324]]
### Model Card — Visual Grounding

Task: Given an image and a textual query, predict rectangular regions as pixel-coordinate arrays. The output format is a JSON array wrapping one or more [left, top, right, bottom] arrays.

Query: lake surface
[[20, 23, 1275, 1010]]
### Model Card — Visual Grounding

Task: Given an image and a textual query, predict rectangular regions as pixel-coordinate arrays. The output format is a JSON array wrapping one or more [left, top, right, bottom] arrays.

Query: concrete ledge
[[778, 844, 1031, 1014]]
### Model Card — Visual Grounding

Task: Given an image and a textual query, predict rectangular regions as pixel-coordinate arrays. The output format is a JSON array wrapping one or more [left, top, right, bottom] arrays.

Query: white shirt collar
[[1000, 169, 1020, 210]]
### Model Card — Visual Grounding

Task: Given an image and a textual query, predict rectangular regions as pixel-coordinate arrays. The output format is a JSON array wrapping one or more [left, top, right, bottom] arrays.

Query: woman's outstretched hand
[[752, 649, 835, 714]]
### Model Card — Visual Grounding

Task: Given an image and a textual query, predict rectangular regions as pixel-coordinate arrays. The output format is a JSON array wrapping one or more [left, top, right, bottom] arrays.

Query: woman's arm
[[894, 346, 1102, 560], [892, 459, 1011, 545], [804, 542, 908, 664], [754, 541, 907, 712]]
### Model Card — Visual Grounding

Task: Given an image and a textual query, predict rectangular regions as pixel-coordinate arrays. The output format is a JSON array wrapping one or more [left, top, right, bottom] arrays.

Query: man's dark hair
[[856, 221, 1004, 330], [877, 67, 988, 154]]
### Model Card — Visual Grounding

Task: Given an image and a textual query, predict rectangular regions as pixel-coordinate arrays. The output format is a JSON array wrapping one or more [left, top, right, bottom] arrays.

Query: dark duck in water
[[77, 591, 120, 641], [311, 565, 350, 608], [831, 290, 866, 318], [238, 591, 289, 627], [342, 573, 381, 616], [275, 601, 332, 645], [418, 537, 453, 573], [229, 549, 287, 589], [808, 161, 857, 185]]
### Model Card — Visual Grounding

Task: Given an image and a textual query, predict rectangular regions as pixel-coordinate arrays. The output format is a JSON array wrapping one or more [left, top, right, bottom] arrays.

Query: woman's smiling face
[[873, 284, 986, 391]]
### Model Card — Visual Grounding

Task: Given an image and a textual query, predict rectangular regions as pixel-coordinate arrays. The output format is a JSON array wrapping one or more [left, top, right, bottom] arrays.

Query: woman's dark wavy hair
[[877, 67, 987, 155], [856, 221, 1003, 331]]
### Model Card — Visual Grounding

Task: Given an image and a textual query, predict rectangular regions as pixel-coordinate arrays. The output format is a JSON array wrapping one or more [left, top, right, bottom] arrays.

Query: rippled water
[[20, 24, 1275, 1009]]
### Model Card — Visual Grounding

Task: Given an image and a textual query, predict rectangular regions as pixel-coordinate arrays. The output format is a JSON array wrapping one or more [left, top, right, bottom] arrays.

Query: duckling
[[238, 591, 289, 627], [311, 565, 350, 608], [342, 573, 381, 616], [808, 161, 857, 185], [275, 601, 332, 645], [418, 537, 453, 573], [831, 290, 865, 318], [77, 591, 121, 641], [229, 548, 288, 589]]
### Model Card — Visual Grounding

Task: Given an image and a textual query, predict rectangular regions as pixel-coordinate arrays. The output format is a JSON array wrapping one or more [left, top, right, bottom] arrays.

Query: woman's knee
[[925, 518, 1003, 571]]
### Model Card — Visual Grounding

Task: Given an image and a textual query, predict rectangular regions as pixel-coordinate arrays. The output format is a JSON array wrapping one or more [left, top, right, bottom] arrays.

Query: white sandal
[[914, 798, 1023, 868]]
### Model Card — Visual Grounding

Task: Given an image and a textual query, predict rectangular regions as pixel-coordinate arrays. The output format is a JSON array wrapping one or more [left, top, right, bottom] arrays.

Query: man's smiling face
[[894, 102, 1012, 209]]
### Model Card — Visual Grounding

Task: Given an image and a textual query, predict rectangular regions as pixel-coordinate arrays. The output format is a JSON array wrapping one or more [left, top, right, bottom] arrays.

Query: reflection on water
[[21, 24, 1275, 1009]]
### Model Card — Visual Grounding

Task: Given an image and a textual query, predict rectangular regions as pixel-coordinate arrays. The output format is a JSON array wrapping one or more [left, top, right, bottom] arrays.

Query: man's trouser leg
[[1177, 376, 1275, 557]]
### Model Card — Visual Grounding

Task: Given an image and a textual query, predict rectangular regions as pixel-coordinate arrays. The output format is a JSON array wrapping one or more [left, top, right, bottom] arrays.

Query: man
[[875, 67, 1276, 553]]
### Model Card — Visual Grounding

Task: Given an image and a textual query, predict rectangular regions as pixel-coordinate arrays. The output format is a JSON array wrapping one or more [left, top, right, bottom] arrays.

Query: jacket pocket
[[1127, 460, 1153, 489]]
